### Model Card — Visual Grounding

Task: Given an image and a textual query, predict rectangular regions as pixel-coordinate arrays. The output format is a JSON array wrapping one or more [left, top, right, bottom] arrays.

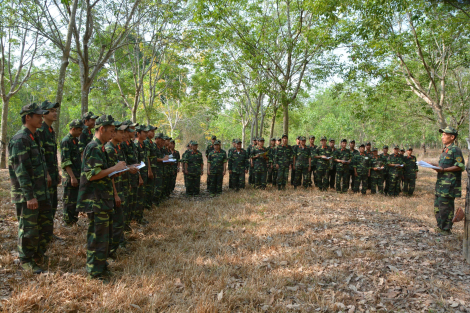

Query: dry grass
[[1, 149, 470, 312]]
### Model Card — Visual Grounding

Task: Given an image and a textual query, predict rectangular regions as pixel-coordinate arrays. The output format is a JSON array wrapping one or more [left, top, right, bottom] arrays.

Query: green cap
[[320, 136, 327, 140], [211, 135, 217, 140], [281, 133, 288, 138], [439, 126, 458, 135], [123, 120, 139, 127], [113, 121, 123, 127], [330, 138, 335, 142], [393, 145, 399, 149], [258, 137, 265, 141], [236, 139, 242, 143], [69, 119, 87, 129], [341, 139, 347, 143], [147, 125, 157, 131], [214, 140, 221, 145], [372, 147, 378, 152], [19, 103, 49, 116], [407, 146, 413, 151], [299, 136, 306, 141], [383, 145, 389, 149], [350, 140, 355, 143], [191, 140, 198, 145], [309, 135, 315, 139], [40, 100, 60, 112], [163, 135, 170, 140], [95, 114, 115, 127], [366, 141, 371, 146], [270, 138, 276, 141], [82, 111, 98, 120], [359, 143, 365, 147], [156, 133, 164, 139]]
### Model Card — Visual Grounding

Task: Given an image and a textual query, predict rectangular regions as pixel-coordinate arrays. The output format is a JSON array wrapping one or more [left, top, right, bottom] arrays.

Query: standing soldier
[[153, 133, 169, 204], [308, 136, 318, 187], [333, 139, 352, 193], [206, 136, 217, 191], [267, 138, 276, 185], [207, 140, 227, 196], [182, 143, 191, 190], [387, 145, 404, 196], [168, 139, 180, 193], [403, 147, 418, 196], [314, 136, 333, 191], [352, 143, 370, 194], [271, 138, 280, 186], [228, 139, 237, 189], [162, 136, 172, 198], [429, 127, 464, 235], [78, 112, 98, 153], [274, 134, 293, 190], [247, 137, 258, 186], [9, 103, 52, 273], [122, 123, 138, 230], [76, 115, 126, 280], [251, 137, 269, 189], [348, 140, 359, 190], [293, 136, 311, 189], [61, 119, 86, 226], [144, 126, 157, 209], [184, 141, 204, 196], [370, 148, 385, 194], [380, 145, 390, 194], [37, 101, 62, 225], [228, 139, 249, 191], [291, 136, 300, 186], [134, 126, 151, 224], [365, 142, 372, 190], [328, 139, 336, 189]]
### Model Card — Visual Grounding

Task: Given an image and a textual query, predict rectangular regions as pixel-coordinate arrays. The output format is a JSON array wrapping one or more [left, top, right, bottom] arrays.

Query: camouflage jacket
[[37, 122, 60, 185], [251, 146, 269, 172], [78, 128, 93, 153], [117, 143, 129, 188], [309, 144, 318, 167], [228, 149, 249, 173], [208, 149, 227, 174], [274, 145, 293, 168], [369, 155, 385, 178], [123, 140, 137, 165], [181, 150, 190, 173], [267, 146, 276, 166], [60, 133, 81, 183], [105, 141, 126, 191], [333, 148, 352, 172], [436, 143, 465, 198], [352, 152, 370, 175], [403, 155, 418, 175], [183, 150, 203, 175], [293, 145, 311, 168], [134, 140, 148, 175], [315, 146, 332, 170], [387, 153, 404, 174], [379, 153, 390, 173], [145, 139, 157, 169], [162, 147, 171, 176], [228, 147, 236, 159], [8, 126, 49, 203], [205, 143, 215, 158], [77, 137, 114, 213], [169, 150, 180, 174], [154, 146, 166, 175]]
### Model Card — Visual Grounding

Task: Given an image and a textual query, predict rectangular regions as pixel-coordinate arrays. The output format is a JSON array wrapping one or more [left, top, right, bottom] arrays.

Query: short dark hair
[[21, 113, 34, 125]]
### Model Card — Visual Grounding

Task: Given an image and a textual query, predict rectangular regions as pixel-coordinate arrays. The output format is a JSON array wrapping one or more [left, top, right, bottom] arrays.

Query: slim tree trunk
[[81, 88, 89, 114], [132, 109, 137, 123], [242, 123, 246, 149], [283, 101, 288, 135], [270, 107, 278, 139], [0, 98, 9, 168]]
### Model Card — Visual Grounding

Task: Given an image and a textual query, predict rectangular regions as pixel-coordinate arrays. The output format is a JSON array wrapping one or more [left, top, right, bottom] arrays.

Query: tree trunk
[[242, 123, 246, 149], [250, 121, 254, 141], [81, 88, 89, 114], [0, 98, 9, 168], [283, 100, 288, 135], [270, 107, 277, 139], [132, 109, 137, 123]]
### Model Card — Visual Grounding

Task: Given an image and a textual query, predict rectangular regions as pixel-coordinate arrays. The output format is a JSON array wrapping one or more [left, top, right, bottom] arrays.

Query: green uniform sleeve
[[60, 138, 73, 169], [10, 139, 35, 201]]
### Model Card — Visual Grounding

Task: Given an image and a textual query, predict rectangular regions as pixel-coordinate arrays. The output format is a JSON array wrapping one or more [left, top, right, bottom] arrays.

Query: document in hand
[[417, 160, 441, 170], [163, 159, 177, 163], [136, 161, 146, 169], [108, 161, 146, 177]]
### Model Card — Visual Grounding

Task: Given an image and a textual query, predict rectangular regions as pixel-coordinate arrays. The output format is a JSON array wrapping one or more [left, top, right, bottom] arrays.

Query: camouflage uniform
[[387, 150, 404, 196], [315, 143, 333, 191], [145, 136, 157, 208], [78, 111, 98, 153], [184, 144, 204, 195], [274, 138, 293, 190], [153, 136, 166, 204], [251, 143, 269, 189], [266, 140, 276, 185], [8, 104, 52, 267], [369, 152, 385, 194], [246, 142, 256, 185], [291, 140, 299, 186], [270, 141, 279, 186], [435, 133, 464, 232], [228, 141, 236, 188], [205, 138, 216, 191], [308, 140, 317, 186], [121, 125, 137, 228], [169, 147, 180, 193], [333, 145, 351, 193], [208, 143, 227, 195], [182, 146, 191, 189], [328, 142, 336, 189], [352, 150, 370, 194], [228, 144, 249, 191], [162, 143, 172, 198], [134, 130, 149, 223], [379, 148, 390, 194], [293, 142, 311, 188], [348, 146, 359, 190], [403, 151, 418, 196], [76, 115, 115, 278]]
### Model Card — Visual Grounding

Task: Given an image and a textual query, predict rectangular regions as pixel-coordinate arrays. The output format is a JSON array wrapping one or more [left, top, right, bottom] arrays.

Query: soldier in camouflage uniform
[[348, 140, 359, 190], [333, 139, 352, 193], [430, 127, 464, 235], [78, 112, 98, 153], [308, 136, 317, 187], [76, 115, 127, 280], [61, 119, 86, 225], [370, 148, 385, 194], [380, 145, 390, 194], [207, 140, 227, 196], [293, 136, 311, 189], [37, 101, 62, 221], [8, 103, 52, 273], [145, 125, 157, 208], [121, 122, 138, 230], [162, 136, 172, 198], [267, 138, 276, 185], [274, 134, 293, 190], [314, 136, 333, 191], [228, 139, 236, 189], [168, 139, 180, 193], [291, 136, 300, 186], [205, 136, 217, 191], [251, 137, 269, 189], [386, 145, 404, 196], [153, 133, 169, 204], [352, 143, 370, 194], [182, 143, 191, 189], [247, 138, 258, 186], [228, 139, 249, 191], [403, 147, 418, 196], [328, 139, 336, 189], [365, 142, 372, 190], [134, 125, 151, 224], [183, 141, 204, 196]]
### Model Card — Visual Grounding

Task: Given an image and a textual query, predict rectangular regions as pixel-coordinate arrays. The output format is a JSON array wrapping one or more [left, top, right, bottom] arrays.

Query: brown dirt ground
[[1, 149, 470, 312]]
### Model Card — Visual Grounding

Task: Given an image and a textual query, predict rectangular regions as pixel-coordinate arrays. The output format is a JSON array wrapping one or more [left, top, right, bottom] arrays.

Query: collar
[[360, 152, 365, 156]]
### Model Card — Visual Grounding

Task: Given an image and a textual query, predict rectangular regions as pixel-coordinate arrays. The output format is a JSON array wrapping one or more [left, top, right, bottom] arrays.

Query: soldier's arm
[[10, 139, 35, 201], [84, 148, 126, 181]]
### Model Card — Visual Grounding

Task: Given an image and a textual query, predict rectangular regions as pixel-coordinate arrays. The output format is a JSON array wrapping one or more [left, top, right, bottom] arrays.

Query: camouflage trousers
[[254, 170, 267, 189], [249, 167, 255, 185], [353, 173, 368, 194], [86, 209, 113, 277], [276, 166, 289, 189], [335, 170, 349, 193], [383, 172, 389, 194], [271, 168, 278, 186], [134, 171, 148, 223], [403, 174, 416, 196], [63, 183, 79, 224], [170, 171, 177, 192], [153, 174, 163, 205], [15, 201, 53, 263], [111, 193, 126, 253], [229, 171, 234, 189], [186, 174, 201, 195], [207, 173, 213, 191], [387, 172, 401, 196], [48, 186, 58, 218], [162, 172, 170, 198], [370, 174, 384, 194], [294, 166, 309, 188], [209, 172, 224, 195], [328, 169, 336, 189], [146, 169, 156, 209], [127, 173, 139, 222], [267, 166, 273, 184], [434, 196, 454, 231], [290, 168, 296, 186], [315, 168, 328, 191], [230, 172, 246, 191], [308, 167, 316, 187]]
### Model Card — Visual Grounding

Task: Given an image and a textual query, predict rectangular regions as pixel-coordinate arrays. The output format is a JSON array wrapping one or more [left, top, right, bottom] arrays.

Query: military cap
[[270, 138, 276, 141], [148, 125, 157, 131], [330, 138, 335, 142], [372, 147, 378, 151], [123, 120, 139, 127], [113, 120, 123, 127], [116, 124, 128, 131], [156, 132, 164, 138], [214, 140, 221, 145], [211, 135, 217, 140], [341, 139, 347, 143], [191, 141, 198, 145], [393, 145, 399, 149], [19, 103, 49, 116], [439, 126, 458, 135], [407, 146, 413, 150], [359, 143, 365, 147], [126, 126, 135, 132], [82, 111, 98, 120], [277, 137, 282, 141], [232, 139, 236, 143], [400, 147, 405, 151], [40, 100, 60, 111], [163, 135, 170, 140], [168, 137, 173, 140], [297, 136, 305, 141], [170, 139, 175, 143], [320, 136, 327, 140], [383, 145, 389, 149], [236, 139, 242, 143], [69, 119, 87, 129], [296, 136, 301, 140], [135, 125, 142, 131], [253, 137, 258, 141], [350, 140, 356, 143], [281, 133, 288, 138], [366, 141, 371, 146], [309, 135, 316, 139], [95, 114, 115, 127], [258, 137, 265, 141], [187, 143, 190, 147]]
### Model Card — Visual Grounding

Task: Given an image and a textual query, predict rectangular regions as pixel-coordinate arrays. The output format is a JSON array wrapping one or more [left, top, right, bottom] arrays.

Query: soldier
[[168, 139, 180, 193], [228, 139, 249, 191], [308, 136, 318, 187], [402, 147, 418, 196], [291, 136, 300, 186], [162, 136, 173, 198], [61, 119, 86, 226], [37, 101, 62, 223], [207, 140, 227, 196], [314, 136, 332, 191], [183, 141, 204, 196], [293, 136, 311, 189], [78, 112, 98, 153], [328, 139, 336, 189], [386, 145, 404, 197], [348, 140, 359, 190], [398, 147, 406, 193], [247, 137, 258, 186], [182, 143, 191, 189], [267, 138, 276, 185], [145, 126, 157, 208], [333, 139, 352, 193], [122, 122, 138, 230], [380, 145, 390, 194], [134, 125, 152, 224], [365, 142, 372, 190], [429, 126, 464, 235], [370, 148, 385, 194], [153, 133, 169, 204], [251, 137, 269, 189], [9, 103, 52, 273], [206, 135, 217, 191], [228, 139, 237, 189], [76, 115, 126, 280], [274, 134, 293, 190], [352, 143, 370, 194]]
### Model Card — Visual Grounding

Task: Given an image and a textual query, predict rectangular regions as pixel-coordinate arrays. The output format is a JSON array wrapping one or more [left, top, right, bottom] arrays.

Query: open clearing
[[1, 149, 470, 312]]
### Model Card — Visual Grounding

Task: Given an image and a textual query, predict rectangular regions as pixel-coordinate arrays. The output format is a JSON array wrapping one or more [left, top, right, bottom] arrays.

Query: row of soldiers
[[8, 102, 180, 280]]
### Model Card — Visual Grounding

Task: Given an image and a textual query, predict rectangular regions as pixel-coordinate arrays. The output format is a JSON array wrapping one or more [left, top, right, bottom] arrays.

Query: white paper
[[417, 160, 441, 170], [163, 159, 177, 163], [136, 161, 146, 169], [108, 161, 146, 177]]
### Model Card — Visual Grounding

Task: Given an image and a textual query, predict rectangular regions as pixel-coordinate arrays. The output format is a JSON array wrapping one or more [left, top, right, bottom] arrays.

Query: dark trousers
[[209, 173, 224, 195], [254, 170, 267, 189], [86, 210, 112, 277], [63, 183, 79, 224], [335, 170, 348, 192], [134, 171, 147, 222], [48, 186, 58, 218], [294, 167, 309, 188], [403, 174, 416, 196], [290, 168, 296, 185], [387, 172, 401, 196], [111, 194, 126, 253], [348, 169, 356, 190], [230, 172, 245, 190], [434, 196, 454, 231], [277, 166, 289, 188], [249, 168, 255, 185], [371, 175, 384, 194], [353, 173, 368, 194], [146, 168, 156, 208], [315, 168, 328, 191], [328, 169, 336, 189], [267, 166, 273, 184], [186, 174, 201, 195], [153, 175, 163, 205]]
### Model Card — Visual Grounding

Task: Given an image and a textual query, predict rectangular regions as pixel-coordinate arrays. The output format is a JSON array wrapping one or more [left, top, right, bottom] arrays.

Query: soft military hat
[[299, 136, 306, 141], [400, 147, 405, 151], [258, 137, 265, 141], [123, 120, 139, 127], [191, 141, 198, 145], [236, 139, 242, 143], [253, 137, 258, 141], [163, 135, 170, 140], [40, 100, 60, 112], [330, 138, 335, 142], [126, 126, 135, 132], [211, 135, 217, 140], [113, 121, 123, 127], [270, 138, 276, 141], [20, 103, 49, 116], [214, 140, 221, 145], [296, 136, 301, 140], [393, 145, 399, 149], [69, 119, 87, 129], [156, 132, 164, 138], [147, 125, 157, 131], [407, 147, 413, 150], [95, 114, 115, 127], [341, 139, 347, 143], [82, 111, 98, 120], [277, 137, 281, 141], [366, 141, 371, 146], [309, 135, 316, 139], [116, 124, 128, 131], [281, 133, 288, 138], [359, 143, 365, 147], [372, 147, 378, 151], [232, 139, 237, 143], [320, 136, 327, 140], [383, 145, 389, 149], [439, 126, 458, 135], [350, 140, 356, 143], [186, 143, 190, 147], [170, 139, 175, 143]]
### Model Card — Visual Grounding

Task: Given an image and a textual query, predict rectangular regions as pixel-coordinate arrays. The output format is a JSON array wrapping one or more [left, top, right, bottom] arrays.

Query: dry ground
[[1, 149, 470, 312]]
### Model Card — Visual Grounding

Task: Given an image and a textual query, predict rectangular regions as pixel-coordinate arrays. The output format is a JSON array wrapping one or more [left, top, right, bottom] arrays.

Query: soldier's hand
[[433, 167, 444, 173], [163, 155, 169, 160], [71, 177, 79, 187], [27, 198, 39, 210], [114, 161, 126, 172], [148, 170, 154, 179], [139, 175, 143, 186], [128, 166, 139, 174], [276, 164, 279, 169], [47, 173, 52, 187], [115, 194, 121, 207]]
